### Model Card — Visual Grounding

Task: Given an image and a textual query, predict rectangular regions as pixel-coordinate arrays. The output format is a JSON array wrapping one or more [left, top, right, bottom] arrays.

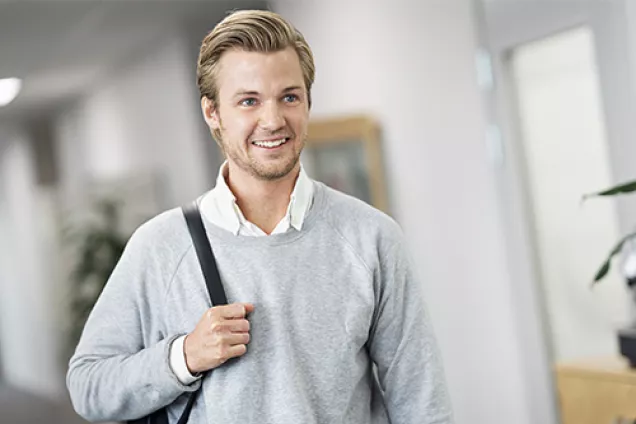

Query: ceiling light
[[0, 78, 22, 107]]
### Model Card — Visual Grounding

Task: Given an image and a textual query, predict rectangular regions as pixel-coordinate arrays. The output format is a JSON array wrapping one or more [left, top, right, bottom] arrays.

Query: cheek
[[290, 112, 309, 136], [222, 111, 257, 137]]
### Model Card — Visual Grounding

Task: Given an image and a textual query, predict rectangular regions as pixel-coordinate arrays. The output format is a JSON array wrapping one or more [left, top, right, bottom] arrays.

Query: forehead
[[216, 47, 304, 94]]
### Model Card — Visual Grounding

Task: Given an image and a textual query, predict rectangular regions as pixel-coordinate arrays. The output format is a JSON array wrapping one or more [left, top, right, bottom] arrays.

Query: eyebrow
[[233, 90, 259, 98], [232, 86, 303, 98], [282, 86, 303, 92]]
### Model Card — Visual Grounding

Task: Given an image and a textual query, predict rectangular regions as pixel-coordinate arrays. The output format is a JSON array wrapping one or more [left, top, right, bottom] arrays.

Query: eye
[[240, 98, 257, 107], [283, 94, 299, 103]]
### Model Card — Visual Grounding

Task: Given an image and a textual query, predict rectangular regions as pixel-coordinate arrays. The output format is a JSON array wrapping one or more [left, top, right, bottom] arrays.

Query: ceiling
[[0, 0, 266, 122]]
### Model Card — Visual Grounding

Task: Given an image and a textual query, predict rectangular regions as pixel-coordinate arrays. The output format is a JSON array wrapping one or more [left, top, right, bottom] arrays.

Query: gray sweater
[[66, 182, 453, 423]]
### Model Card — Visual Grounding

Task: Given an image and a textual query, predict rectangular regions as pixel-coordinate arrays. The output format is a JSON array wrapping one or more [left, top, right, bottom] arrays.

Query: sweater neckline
[[198, 181, 327, 247]]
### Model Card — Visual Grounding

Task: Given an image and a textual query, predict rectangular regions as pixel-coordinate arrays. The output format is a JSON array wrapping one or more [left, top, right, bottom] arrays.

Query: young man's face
[[203, 47, 310, 181]]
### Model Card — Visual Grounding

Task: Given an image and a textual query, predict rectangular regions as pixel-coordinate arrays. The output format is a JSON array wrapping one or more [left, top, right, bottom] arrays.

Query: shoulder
[[123, 206, 192, 262], [317, 182, 405, 257], [319, 182, 402, 239]]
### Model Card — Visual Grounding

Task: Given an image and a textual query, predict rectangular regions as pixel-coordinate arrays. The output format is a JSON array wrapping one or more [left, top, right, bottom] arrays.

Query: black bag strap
[[183, 201, 228, 306], [176, 391, 197, 424], [176, 201, 228, 424]]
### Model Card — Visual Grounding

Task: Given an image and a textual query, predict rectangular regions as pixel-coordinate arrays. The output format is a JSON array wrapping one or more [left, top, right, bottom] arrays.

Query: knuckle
[[210, 333, 223, 347], [213, 331, 226, 344]]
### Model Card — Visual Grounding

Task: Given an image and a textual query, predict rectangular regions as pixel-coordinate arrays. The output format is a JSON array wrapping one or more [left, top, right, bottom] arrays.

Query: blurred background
[[3, 0, 636, 423]]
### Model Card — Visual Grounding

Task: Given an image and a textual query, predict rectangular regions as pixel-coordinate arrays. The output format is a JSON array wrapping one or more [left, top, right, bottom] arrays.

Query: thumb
[[243, 303, 255, 314]]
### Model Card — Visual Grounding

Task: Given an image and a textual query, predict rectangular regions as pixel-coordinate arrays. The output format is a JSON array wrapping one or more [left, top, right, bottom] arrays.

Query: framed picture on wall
[[301, 115, 389, 214]]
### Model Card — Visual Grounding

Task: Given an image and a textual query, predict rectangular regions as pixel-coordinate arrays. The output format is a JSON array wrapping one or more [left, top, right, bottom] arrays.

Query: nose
[[258, 100, 285, 132]]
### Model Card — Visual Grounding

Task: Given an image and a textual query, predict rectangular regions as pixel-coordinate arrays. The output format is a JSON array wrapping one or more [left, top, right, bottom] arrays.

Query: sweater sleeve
[[367, 235, 454, 424], [66, 224, 201, 422]]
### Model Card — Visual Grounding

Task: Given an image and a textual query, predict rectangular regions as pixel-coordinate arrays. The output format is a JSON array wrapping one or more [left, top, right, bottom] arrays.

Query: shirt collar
[[289, 164, 313, 231], [202, 161, 314, 235]]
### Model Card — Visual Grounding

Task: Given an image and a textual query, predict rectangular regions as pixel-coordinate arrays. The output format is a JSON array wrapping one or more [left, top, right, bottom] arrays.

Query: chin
[[252, 158, 299, 181]]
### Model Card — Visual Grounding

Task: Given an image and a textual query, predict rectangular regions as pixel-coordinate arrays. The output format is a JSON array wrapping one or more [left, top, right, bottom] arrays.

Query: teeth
[[253, 138, 287, 148]]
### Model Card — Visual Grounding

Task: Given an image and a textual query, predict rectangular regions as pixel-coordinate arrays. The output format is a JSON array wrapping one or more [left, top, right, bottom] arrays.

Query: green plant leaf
[[593, 260, 611, 283], [583, 179, 636, 201], [592, 231, 636, 284], [64, 197, 136, 352]]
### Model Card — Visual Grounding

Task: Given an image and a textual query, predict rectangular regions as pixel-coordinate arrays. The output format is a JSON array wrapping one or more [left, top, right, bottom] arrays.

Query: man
[[67, 9, 453, 424]]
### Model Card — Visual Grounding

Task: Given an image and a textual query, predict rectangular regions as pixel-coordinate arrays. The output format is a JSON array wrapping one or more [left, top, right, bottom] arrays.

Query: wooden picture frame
[[302, 115, 389, 214]]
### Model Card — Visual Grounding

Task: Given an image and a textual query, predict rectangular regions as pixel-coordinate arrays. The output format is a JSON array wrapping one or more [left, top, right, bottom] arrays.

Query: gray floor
[[0, 385, 89, 424]]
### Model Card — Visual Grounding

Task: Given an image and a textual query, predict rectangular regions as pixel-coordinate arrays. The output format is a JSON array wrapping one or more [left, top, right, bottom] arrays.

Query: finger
[[212, 303, 252, 320], [223, 303, 255, 319], [243, 303, 255, 314], [223, 332, 250, 345], [226, 319, 250, 333], [225, 344, 248, 360], [223, 303, 255, 320], [210, 320, 249, 334]]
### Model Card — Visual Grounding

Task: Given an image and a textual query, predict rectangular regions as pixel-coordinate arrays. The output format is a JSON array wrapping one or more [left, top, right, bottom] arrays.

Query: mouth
[[251, 137, 291, 149]]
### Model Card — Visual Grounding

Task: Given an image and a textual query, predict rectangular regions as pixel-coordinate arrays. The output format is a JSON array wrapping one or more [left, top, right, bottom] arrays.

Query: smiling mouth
[[251, 137, 290, 149]]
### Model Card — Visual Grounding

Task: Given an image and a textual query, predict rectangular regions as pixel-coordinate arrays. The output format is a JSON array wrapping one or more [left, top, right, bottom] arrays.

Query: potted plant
[[64, 199, 129, 359], [584, 179, 636, 366]]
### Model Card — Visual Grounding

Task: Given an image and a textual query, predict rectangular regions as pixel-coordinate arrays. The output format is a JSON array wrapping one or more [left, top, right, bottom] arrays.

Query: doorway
[[507, 26, 629, 363]]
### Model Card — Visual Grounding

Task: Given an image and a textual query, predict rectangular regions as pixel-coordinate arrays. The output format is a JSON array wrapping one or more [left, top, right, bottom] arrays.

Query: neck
[[225, 163, 300, 234]]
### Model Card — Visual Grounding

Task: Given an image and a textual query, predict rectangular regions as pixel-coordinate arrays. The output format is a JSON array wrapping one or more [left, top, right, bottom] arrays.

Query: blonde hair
[[197, 10, 315, 108]]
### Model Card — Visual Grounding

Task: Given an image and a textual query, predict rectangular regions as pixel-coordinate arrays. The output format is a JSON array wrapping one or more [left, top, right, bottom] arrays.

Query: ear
[[201, 97, 220, 130]]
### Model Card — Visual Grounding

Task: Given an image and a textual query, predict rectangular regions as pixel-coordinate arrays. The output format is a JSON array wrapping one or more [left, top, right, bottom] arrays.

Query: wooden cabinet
[[556, 358, 636, 424]]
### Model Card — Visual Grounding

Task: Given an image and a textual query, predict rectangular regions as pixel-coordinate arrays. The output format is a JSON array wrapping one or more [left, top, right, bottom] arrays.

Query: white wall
[[55, 31, 213, 211], [0, 128, 63, 399], [273, 1, 532, 423]]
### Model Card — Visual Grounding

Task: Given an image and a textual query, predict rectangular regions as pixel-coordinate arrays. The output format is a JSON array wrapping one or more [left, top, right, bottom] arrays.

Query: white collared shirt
[[199, 161, 314, 236], [169, 160, 314, 384]]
